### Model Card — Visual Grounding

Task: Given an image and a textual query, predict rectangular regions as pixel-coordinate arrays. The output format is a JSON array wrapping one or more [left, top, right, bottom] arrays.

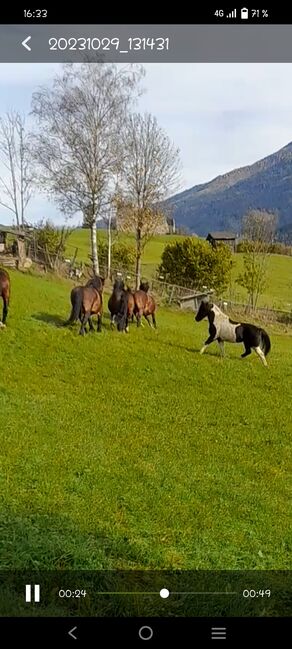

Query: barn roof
[[0, 224, 33, 237], [207, 231, 236, 240]]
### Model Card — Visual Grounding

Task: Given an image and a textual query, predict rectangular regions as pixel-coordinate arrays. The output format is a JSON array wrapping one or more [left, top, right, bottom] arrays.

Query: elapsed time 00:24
[[59, 589, 87, 598]]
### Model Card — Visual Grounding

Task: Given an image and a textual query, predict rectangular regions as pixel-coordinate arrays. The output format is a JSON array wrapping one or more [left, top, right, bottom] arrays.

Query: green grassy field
[[0, 269, 291, 573], [67, 229, 292, 310]]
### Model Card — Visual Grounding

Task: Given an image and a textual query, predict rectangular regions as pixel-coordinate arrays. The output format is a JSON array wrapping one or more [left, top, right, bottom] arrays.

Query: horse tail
[[260, 329, 271, 356], [117, 290, 130, 331], [65, 288, 83, 325]]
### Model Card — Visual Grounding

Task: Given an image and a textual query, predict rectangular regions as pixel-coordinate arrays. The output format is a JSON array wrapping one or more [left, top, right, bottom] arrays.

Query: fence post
[[168, 285, 175, 304]]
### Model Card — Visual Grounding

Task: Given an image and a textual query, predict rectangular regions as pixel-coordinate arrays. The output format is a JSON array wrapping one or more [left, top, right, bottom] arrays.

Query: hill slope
[[165, 142, 292, 236]]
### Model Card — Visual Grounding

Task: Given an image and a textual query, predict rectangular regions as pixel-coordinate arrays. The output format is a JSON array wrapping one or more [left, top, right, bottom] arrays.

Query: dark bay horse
[[116, 287, 135, 332], [133, 281, 156, 328], [0, 268, 10, 328], [195, 299, 271, 366], [66, 275, 104, 335], [109, 278, 135, 332]]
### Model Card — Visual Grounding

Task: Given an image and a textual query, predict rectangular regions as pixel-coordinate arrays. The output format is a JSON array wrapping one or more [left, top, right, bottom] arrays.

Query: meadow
[[66, 229, 292, 311], [0, 269, 291, 574]]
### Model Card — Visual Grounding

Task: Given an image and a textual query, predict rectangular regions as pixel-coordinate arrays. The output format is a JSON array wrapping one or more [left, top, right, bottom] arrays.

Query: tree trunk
[[107, 214, 111, 279], [135, 229, 142, 290], [90, 221, 99, 275]]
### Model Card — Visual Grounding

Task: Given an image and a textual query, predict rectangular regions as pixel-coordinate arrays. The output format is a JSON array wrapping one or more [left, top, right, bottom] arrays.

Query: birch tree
[[31, 63, 143, 274]]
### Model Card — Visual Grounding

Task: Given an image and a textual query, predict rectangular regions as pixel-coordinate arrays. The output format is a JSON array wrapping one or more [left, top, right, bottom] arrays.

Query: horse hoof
[[125, 327, 129, 333]]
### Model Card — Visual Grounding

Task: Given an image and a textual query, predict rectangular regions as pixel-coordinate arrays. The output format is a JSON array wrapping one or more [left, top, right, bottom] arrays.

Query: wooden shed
[[0, 226, 31, 268], [179, 289, 214, 311], [206, 231, 237, 252]]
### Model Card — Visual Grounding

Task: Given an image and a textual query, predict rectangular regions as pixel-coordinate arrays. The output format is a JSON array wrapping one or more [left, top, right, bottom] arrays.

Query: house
[[206, 231, 237, 252], [166, 217, 176, 234], [115, 212, 176, 236]]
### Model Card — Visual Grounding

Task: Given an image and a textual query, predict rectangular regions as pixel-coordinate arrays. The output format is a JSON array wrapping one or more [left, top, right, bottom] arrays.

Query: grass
[[66, 229, 292, 310], [0, 269, 291, 575]]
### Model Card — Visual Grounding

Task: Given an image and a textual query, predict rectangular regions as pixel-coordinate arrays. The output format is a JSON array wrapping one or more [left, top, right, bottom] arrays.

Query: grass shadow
[[32, 313, 67, 328], [150, 336, 244, 360]]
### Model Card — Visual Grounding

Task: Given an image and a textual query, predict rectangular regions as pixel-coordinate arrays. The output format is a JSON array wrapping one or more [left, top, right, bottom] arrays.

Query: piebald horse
[[195, 300, 271, 366]]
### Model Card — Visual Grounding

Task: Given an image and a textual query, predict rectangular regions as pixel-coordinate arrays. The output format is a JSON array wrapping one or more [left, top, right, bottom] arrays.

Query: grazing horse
[[195, 300, 271, 366], [133, 281, 156, 328], [0, 268, 10, 328], [66, 275, 104, 335]]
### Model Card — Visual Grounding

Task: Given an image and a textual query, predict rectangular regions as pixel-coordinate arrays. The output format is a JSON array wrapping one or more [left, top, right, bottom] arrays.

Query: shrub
[[236, 240, 292, 256], [34, 220, 72, 264], [159, 237, 233, 294], [97, 240, 136, 272]]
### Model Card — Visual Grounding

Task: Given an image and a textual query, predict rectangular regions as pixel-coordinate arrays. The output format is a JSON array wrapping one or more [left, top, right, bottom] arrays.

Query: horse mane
[[86, 275, 104, 295]]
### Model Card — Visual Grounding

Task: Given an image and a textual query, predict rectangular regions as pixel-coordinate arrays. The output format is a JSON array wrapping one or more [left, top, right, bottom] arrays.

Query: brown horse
[[109, 278, 135, 331], [115, 287, 135, 332], [133, 281, 156, 328], [66, 275, 104, 335], [0, 268, 10, 328]]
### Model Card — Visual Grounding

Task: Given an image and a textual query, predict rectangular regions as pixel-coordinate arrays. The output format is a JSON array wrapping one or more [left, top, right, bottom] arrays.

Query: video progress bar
[[95, 591, 238, 596]]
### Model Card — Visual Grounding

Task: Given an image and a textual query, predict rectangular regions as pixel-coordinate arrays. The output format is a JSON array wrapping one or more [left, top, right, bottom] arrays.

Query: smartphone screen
[[0, 6, 291, 645]]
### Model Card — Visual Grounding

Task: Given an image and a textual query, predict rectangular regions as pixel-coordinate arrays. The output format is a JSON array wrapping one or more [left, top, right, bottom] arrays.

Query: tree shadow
[[32, 313, 67, 328]]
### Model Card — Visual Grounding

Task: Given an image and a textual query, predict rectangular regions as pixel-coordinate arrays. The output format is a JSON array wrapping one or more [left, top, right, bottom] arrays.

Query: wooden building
[[206, 231, 237, 252]]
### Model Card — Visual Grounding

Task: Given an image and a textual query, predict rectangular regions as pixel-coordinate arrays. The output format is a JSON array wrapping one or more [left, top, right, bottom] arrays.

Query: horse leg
[[2, 296, 8, 325], [110, 315, 115, 330], [88, 317, 94, 332], [137, 310, 144, 327], [144, 314, 152, 327], [253, 346, 268, 367], [152, 313, 157, 329], [97, 313, 102, 332], [200, 335, 215, 355], [79, 312, 90, 336], [217, 339, 225, 357], [241, 346, 251, 359]]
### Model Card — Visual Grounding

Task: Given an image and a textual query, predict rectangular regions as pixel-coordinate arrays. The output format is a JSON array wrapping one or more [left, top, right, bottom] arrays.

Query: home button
[[138, 625, 154, 641]]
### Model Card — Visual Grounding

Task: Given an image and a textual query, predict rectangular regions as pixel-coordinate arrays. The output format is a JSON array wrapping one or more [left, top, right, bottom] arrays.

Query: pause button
[[25, 584, 40, 602]]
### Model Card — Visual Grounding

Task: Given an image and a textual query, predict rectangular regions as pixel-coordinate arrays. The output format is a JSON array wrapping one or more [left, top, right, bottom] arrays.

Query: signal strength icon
[[227, 8, 237, 18]]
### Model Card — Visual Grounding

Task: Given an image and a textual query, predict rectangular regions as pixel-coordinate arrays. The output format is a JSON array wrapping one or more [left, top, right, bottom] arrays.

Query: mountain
[[165, 142, 292, 237]]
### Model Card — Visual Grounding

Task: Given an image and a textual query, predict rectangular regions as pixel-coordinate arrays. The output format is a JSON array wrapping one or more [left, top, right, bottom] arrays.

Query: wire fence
[[4, 235, 290, 326]]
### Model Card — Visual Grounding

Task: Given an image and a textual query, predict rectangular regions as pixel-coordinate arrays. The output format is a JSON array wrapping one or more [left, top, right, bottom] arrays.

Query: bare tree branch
[[115, 112, 181, 287], [0, 111, 32, 228]]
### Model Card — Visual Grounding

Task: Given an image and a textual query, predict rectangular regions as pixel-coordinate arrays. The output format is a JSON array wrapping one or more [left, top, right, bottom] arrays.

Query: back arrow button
[[22, 36, 32, 51], [68, 626, 78, 640]]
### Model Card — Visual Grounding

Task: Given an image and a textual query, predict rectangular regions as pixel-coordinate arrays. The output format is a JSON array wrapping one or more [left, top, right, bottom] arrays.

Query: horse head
[[86, 275, 105, 293], [113, 278, 125, 291], [139, 281, 149, 293], [195, 299, 213, 322]]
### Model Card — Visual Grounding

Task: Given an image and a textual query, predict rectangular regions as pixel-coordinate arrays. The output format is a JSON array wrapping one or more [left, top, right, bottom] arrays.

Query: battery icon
[[241, 7, 249, 19]]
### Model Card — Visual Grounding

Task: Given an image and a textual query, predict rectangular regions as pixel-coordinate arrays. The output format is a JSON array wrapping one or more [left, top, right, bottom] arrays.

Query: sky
[[0, 62, 292, 226]]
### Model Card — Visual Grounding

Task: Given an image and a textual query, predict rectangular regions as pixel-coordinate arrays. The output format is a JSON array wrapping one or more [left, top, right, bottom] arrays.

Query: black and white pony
[[195, 300, 271, 366]]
